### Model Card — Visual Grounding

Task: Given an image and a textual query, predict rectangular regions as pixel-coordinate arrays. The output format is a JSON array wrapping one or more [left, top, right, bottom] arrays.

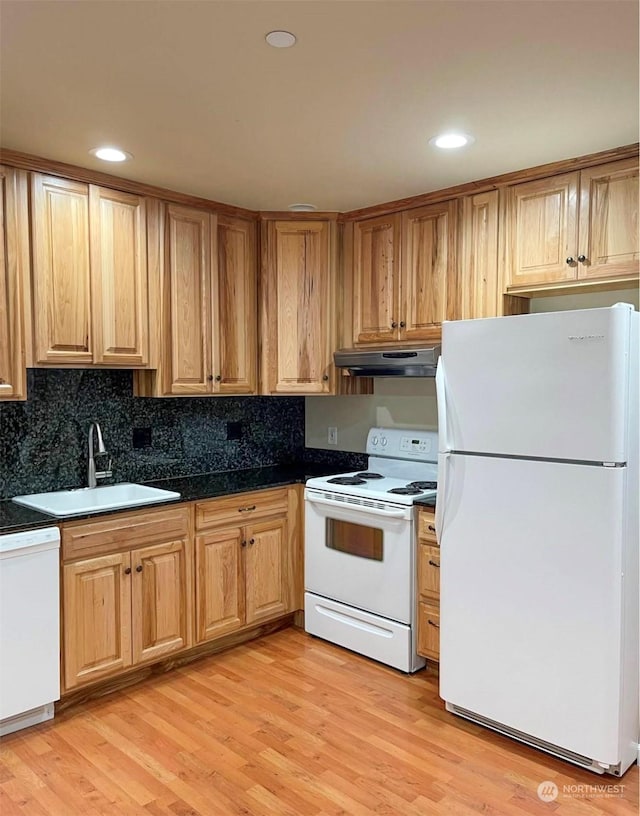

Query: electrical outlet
[[226, 421, 243, 441], [328, 427, 338, 445]]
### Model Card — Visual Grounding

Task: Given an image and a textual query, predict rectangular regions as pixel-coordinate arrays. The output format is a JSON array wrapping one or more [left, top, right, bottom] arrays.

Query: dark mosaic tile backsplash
[[0, 369, 336, 500]]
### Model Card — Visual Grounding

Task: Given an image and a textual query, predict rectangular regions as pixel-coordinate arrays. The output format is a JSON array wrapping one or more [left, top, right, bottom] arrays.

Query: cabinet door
[[244, 517, 287, 625], [352, 215, 400, 344], [195, 527, 244, 641], [31, 174, 92, 364], [401, 201, 456, 339], [164, 204, 212, 394], [63, 553, 132, 690], [418, 544, 440, 600], [0, 166, 27, 400], [262, 220, 334, 394], [417, 602, 440, 661], [212, 215, 257, 393], [504, 172, 579, 288], [459, 190, 500, 319], [90, 186, 149, 366], [577, 159, 639, 280], [130, 539, 190, 664]]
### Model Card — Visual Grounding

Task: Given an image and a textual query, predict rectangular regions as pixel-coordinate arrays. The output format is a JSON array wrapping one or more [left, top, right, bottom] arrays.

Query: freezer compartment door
[[439, 454, 630, 765], [440, 305, 633, 462]]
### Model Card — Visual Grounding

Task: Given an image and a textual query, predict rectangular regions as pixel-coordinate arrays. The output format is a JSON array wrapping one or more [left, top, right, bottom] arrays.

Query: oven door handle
[[305, 494, 409, 519]]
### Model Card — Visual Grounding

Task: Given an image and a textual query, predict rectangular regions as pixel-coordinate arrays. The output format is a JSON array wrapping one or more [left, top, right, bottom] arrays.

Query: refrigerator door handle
[[435, 451, 450, 542], [435, 357, 449, 453]]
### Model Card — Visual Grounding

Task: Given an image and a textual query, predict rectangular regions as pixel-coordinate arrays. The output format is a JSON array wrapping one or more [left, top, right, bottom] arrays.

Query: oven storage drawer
[[305, 592, 422, 673]]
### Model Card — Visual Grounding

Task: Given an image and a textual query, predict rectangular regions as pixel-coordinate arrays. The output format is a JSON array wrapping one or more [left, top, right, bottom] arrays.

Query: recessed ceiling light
[[266, 30, 296, 48], [89, 146, 133, 162], [429, 133, 474, 149], [288, 203, 317, 212]]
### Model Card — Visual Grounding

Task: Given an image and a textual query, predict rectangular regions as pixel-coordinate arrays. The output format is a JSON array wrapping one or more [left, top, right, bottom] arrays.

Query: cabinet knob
[[124, 567, 132, 575], [391, 321, 398, 329], [566, 256, 575, 265], [428, 559, 440, 568], [135, 565, 143, 573], [215, 374, 222, 382], [577, 254, 587, 263], [322, 374, 329, 381], [399, 321, 406, 329], [241, 539, 247, 547], [207, 374, 214, 382], [249, 538, 255, 546]]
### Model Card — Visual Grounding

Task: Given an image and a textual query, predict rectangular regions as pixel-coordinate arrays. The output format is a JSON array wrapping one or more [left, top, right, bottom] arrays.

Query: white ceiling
[[1, 0, 638, 212]]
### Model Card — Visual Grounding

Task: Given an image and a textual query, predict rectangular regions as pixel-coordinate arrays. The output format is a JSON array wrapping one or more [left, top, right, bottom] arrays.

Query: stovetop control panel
[[366, 427, 438, 461]]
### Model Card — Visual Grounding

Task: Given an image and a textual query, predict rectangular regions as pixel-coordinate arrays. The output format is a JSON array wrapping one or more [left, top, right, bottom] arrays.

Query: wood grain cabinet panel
[[90, 187, 149, 366], [131, 539, 190, 664], [401, 201, 457, 340], [245, 517, 287, 625], [577, 158, 639, 280], [459, 190, 500, 319], [416, 508, 440, 662], [195, 527, 245, 641], [63, 552, 132, 690], [0, 165, 28, 400], [417, 602, 440, 661], [31, 174, 93, 364], [352, 215, 400, 344], [261, 220, 335, 394]]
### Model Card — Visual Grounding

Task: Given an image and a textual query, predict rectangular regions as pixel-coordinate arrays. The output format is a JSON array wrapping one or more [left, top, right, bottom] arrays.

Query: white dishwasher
[[0, 526, 60, 736]]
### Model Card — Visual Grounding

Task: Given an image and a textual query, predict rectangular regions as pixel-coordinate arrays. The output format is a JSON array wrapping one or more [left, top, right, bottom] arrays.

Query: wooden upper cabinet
[[504, 158, 638, 291], [261, 219, 335, 394], [0, 166, 28, 400], [31, 173, 152, 367], [164, 204, 212, 394], [31, 174, 92, 364], [504, 172, 579, 289], [401, 201, 457, 340], [577, 158, 639, 279], [352, 215, 400, 344], [213, 215, 257, 394], [459, 190, 500, 319], [90, 187, 149, 366]]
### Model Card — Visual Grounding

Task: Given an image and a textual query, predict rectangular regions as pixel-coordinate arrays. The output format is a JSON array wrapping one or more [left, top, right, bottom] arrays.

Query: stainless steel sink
[[12, 483, 181, 517]]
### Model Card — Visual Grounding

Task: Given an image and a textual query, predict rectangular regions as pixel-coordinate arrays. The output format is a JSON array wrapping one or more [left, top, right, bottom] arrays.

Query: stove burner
[[327, 476, 367, 486], [355, 472, 384, 480], [387, 486, 422, 496], [407, 481, 437, 490]]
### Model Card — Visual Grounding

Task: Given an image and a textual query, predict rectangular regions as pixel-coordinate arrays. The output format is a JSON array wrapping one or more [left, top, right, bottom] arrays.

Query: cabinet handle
[[241, 539, 247, 547], [391, 321, 398, 328], [249, 538, 255, 546], [207, 374, 214, 382], [322, 374, 329, 381], [428, 559, 440, 568], [136, 565, 143, 572], [566, 256, 575, 265], [215, 374, 222, 382], [428, 524, 436, 532], [238, 505, 256, 513], [124, 567, 131, 575], [577, 254, 587, 263], [399, 321, 406, 329], [427, 619, 440, 629]]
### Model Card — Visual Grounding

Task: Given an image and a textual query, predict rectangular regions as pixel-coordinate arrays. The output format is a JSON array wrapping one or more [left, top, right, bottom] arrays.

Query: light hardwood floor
[[0, 628, 637, 815]]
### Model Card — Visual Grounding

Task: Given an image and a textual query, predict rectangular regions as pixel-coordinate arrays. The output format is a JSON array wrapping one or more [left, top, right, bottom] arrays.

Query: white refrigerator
[[435, 303, 638, 776]]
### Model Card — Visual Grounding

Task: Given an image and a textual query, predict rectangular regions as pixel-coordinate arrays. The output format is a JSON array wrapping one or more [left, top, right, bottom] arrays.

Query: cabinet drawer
[[417, 602, 440, 661], [195, 488, 288, 530], [62, 505, 190, 561], [418, 544, 440, 599], [418, 509, 437, 544]]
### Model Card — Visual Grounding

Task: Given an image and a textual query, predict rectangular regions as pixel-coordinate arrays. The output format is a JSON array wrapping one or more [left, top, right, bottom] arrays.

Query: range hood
[[334, 346, 440, 377]]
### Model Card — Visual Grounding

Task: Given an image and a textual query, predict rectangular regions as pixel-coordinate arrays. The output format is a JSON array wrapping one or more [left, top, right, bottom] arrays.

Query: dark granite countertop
[[0, 462, 342, 534]]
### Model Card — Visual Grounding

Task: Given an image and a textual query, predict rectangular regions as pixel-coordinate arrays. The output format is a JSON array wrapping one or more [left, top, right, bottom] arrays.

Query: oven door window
[[326, 518, 383, 561]]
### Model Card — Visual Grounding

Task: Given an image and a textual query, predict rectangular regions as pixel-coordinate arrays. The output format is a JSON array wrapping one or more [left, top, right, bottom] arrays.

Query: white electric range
[[304, 427, 438, 672]]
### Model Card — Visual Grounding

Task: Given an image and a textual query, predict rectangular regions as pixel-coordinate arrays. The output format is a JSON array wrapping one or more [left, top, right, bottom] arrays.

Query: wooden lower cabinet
[[62, 506, 192, 691], [416, 507, 440, 662], [195, 487, 299, 644]]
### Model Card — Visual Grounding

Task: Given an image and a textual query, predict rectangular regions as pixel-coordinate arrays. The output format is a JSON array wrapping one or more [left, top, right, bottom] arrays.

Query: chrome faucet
[[88, 422, 112, 488]]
